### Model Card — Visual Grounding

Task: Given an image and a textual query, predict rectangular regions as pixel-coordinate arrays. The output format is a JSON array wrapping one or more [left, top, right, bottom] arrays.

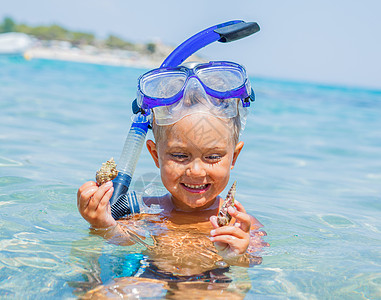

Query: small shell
[[217, 181, 237, 226], [95, 158, 118, 186]]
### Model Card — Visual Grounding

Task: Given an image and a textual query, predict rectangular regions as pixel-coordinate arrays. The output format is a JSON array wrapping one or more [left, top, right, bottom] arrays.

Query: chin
[[186, 196, 215, 209]]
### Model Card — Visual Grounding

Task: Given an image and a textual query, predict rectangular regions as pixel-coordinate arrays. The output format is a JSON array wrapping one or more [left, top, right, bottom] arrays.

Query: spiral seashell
[[217, 181, 237, 226], [95, 158, 118, 186]]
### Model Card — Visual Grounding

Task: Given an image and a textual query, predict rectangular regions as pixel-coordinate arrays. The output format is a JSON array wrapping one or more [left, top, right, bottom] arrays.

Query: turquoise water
[[0, 56, 380, 299]]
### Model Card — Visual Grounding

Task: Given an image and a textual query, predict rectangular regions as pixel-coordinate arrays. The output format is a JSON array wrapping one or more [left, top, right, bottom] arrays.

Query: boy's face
[[147, 114, 243, 211]]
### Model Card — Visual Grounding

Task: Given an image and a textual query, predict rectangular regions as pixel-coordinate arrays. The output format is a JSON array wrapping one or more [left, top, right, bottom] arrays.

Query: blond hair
[[152, 108, 241, 146]]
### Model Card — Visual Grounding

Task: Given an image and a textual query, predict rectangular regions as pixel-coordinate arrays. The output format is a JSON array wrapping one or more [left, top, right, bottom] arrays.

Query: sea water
[[0, 56, 380, 299]]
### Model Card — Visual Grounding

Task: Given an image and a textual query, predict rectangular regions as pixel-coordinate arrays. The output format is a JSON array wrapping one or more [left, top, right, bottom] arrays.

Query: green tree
[[0, 17, 16, 33], [15, 23, 33, 35], [29, 24, 68, 40], [105, 34, 134, 50], [146, 42, 156, 54], [70, 31, 95, 46]]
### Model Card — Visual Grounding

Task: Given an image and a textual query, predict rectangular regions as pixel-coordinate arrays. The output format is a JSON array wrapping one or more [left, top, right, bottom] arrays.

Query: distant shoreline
[[25, 46, 161, 69], [24, 42, 205, 69]]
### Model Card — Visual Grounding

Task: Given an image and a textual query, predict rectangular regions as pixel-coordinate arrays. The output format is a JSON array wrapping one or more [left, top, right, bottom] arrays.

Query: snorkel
[[110, 20, 260, 220]]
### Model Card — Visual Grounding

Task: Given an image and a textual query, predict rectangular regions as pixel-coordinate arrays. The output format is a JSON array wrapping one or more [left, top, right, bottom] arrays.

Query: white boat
[[0, 32, 33, 54]]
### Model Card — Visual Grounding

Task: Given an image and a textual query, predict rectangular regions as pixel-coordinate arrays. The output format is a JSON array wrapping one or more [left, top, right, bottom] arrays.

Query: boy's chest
[[145, 221, 222, 275]]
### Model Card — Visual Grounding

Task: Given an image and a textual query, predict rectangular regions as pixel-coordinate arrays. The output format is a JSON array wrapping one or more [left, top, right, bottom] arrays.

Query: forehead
[[161, 114, 233, 150]]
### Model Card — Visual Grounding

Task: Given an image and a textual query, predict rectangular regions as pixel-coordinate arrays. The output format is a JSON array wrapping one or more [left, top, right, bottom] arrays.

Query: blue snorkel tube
[[110, 20, 260, 220], [161, 20, 260, 68]]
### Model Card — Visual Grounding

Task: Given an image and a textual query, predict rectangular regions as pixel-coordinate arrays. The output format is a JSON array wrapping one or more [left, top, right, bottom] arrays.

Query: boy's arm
[[89, 223, 138, 246]]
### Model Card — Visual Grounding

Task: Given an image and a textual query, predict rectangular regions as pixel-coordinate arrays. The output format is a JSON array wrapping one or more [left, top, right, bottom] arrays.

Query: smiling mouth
[[181, 183, 211, 193]]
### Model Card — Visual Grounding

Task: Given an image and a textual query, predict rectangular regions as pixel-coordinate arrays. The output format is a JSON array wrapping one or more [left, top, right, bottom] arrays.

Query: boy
[[77, 61, 266, 278]]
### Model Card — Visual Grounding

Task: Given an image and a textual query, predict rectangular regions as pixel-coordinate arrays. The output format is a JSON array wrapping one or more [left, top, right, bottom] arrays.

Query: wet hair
[[152, 108, 241, 146]]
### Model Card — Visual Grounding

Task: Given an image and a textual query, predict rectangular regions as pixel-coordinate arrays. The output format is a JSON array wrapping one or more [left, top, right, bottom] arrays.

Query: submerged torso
[[118, 196, 225, 276]]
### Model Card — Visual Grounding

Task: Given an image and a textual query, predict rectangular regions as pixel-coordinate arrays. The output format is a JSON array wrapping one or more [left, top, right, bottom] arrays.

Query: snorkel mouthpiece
[[110, 20, 260, 219]]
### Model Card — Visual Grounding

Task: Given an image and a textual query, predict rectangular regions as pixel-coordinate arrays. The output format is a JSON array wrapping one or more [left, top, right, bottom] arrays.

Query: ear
[[231, 141, 244, 170], [146, 139, 160, 168]]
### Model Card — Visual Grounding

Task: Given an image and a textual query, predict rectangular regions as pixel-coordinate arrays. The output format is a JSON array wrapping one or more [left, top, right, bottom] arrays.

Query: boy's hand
[[209, 200, 251, 261], [77, 181, 116, 229]]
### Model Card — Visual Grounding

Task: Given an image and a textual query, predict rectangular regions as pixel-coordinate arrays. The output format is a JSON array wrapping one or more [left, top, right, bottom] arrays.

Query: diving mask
[[137, 61, 254, 125]]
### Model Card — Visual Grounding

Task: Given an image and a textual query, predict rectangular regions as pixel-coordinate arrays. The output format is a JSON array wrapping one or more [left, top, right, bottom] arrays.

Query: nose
[[186, 158, 207, 178]]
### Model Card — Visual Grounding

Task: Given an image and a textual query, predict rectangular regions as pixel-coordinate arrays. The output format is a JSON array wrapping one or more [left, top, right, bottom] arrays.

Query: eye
[[205, 154, 222, 162], [170, 153, 189, 161]]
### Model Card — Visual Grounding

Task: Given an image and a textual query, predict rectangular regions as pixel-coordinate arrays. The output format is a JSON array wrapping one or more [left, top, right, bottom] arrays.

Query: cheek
[[210, 166, 231, 181], [216, 155, 234, 169], [160, 160, 185, 179], [160, 162, 186, 193], [208, 158, 233, 178]]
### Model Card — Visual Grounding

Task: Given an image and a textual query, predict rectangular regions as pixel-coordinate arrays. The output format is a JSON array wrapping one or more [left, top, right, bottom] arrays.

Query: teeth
[[183, 183, 207, 189]]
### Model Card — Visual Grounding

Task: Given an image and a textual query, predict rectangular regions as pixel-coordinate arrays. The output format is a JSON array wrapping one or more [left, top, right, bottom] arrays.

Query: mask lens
[[139, 61, 250, 126], [197, 65, 245, 92], [140, 70, 187, 98]]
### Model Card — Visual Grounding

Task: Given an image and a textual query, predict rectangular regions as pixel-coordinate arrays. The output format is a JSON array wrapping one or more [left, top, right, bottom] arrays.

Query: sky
[[2, 0, 381, 90]]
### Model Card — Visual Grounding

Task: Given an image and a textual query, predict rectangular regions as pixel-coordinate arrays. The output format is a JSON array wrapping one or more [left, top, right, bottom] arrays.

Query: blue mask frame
[[137, 61, 253, 109]]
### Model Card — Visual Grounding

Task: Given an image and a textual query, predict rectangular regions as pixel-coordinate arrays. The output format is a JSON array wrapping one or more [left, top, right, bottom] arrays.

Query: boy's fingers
[[209, 216, 220, 229], [213, 241, 229, 252], [228, 206, 251, 232], [98, 187, 114, 209], [211, 234, 237, 244], [234, 200, 247, 213], [77, 181, 97, 199], [210, 234, 247, 252], [78, 186, 98, 210], [85, 190, 102, 212], [211, 225, 249, 240], [91, 181, 113, 210]]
